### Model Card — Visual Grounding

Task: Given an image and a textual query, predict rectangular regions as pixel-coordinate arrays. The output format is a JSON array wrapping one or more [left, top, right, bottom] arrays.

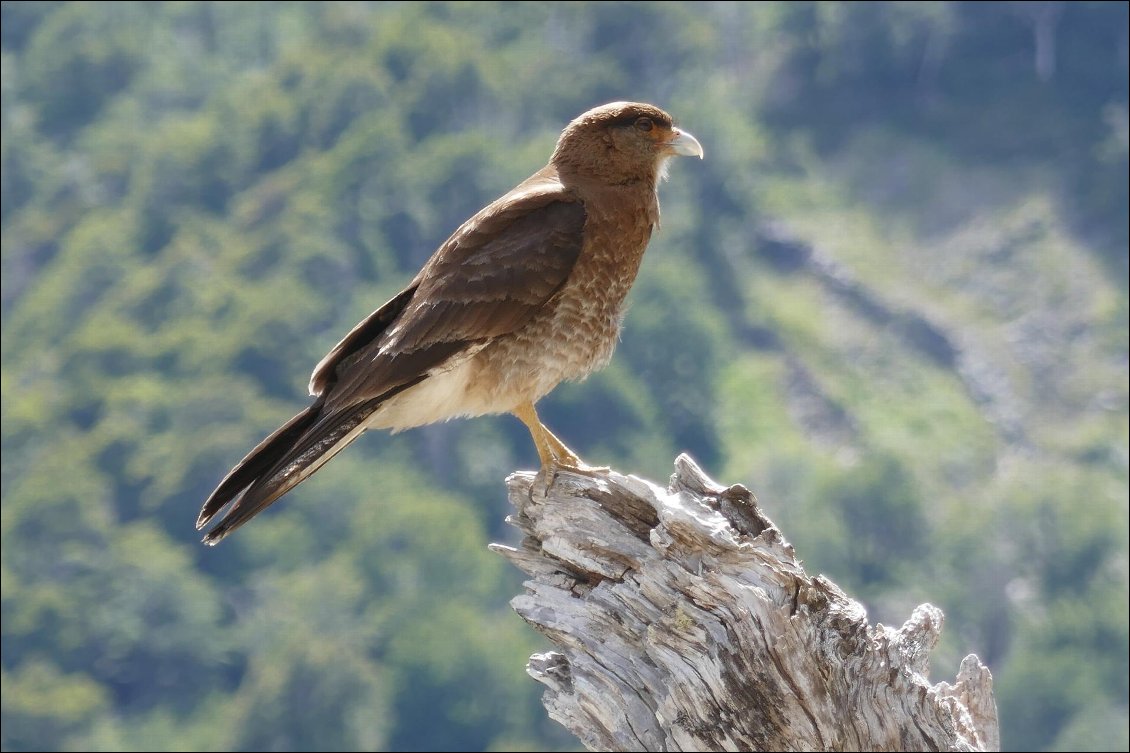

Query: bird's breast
[[469, 187, 659, 408]]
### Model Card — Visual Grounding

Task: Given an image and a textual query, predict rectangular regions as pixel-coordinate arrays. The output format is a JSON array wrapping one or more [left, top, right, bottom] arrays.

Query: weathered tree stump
[[491, 455, 999, 752]]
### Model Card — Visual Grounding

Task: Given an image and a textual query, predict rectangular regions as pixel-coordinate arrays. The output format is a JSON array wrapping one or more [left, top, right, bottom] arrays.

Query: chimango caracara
[[198, 101, 704, 544]]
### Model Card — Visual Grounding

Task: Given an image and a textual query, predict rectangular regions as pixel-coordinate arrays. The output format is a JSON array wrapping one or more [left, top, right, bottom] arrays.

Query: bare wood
[[491, 454, 999, 752]]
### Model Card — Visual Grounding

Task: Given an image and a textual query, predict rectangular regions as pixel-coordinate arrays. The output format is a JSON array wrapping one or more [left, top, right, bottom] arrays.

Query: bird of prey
[[197, 101, 703, 545]]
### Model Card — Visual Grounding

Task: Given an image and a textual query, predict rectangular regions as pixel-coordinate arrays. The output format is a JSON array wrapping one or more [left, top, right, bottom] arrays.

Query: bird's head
[[551, 101, 703, 186]]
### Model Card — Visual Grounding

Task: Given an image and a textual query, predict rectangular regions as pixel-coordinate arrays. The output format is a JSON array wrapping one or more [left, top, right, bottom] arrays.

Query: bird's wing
[[199, 176, 586, 543], [314, 175, 587, 409], [308, 285, 417, 395]]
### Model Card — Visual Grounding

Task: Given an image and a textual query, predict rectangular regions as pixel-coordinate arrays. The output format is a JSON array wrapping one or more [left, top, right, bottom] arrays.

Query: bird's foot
[[513, 403, 609, 497], [528, 456, 610, 501], [538, 456, 609, 494], [542, 430, 609, 475], [550, 457, 611, 476]]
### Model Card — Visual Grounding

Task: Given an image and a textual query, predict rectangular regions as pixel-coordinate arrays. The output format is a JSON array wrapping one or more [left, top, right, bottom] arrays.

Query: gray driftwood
[[491, 454, 999, 752]]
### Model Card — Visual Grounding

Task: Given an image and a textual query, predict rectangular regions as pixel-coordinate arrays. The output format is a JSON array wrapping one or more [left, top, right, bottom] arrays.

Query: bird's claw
[[555, 460, 611, 475], [527, 456, 611, 501]]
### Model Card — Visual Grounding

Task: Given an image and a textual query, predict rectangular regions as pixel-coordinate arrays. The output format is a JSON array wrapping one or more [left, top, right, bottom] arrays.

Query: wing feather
[[318, 171, 587, 410]]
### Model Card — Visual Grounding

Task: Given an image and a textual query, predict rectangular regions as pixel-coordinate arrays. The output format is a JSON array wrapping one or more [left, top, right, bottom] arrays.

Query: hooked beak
[[665, 128, 704, 159]]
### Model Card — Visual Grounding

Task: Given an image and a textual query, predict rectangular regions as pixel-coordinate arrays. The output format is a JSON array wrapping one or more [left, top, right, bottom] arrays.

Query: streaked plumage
[[198, 101, 703, 544]]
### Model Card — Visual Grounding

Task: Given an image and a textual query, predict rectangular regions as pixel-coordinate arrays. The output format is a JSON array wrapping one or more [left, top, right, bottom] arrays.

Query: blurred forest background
[[1, 2, 1127, 751]]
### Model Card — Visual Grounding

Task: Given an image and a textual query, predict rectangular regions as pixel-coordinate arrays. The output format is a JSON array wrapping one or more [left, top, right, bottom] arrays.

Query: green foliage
[[2, 3, 1126, 752], [1, 660, 110, 751], [227, 560, 391, 752], [20, 2, 147, 137], [813, 453, 928, 594]]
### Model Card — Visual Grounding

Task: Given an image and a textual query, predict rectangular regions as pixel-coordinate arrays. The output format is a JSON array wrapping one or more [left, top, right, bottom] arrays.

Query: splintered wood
[[491, 455, 999, 752]]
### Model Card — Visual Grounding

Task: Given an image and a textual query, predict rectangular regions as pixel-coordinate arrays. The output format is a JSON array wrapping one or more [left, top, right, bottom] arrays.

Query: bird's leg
[[541, 424, 609, 473], [512, 401, 558, 469], [512, 401, 608, 476]]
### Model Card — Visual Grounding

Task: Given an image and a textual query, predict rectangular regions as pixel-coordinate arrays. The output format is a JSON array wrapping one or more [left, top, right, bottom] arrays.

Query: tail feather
[[199, 374, 431, 546], [200, 398, 383, 545], [197, 397, 327, 531]]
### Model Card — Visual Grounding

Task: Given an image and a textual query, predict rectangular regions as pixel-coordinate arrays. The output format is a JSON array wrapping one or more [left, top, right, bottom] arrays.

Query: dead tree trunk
[[491, 455, 999, 752]]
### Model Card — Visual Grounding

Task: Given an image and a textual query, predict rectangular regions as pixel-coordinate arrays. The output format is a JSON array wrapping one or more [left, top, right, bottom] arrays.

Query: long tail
[[197, 395, 383, 545]]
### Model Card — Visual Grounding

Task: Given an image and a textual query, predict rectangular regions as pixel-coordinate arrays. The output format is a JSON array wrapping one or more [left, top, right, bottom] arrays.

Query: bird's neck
[[573, 181, 660, 308], [551, 148, 664, 188], [576, 179, 661, 228]]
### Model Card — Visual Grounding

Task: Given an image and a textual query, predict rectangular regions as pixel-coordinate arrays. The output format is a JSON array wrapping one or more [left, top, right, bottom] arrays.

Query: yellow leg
[[512, 401, 607, 473], [512, 401, 557, 468], [541, 423, 583, 467]]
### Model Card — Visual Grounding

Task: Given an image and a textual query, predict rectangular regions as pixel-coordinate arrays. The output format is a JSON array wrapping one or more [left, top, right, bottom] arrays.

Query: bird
[[197, 101, 703, 545]]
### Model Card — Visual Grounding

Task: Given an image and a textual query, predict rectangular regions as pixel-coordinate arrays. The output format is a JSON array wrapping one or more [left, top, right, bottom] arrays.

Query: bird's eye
[[634, 117, 654, 132]]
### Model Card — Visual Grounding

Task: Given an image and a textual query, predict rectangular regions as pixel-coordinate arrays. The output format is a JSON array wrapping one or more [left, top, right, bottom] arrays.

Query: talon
[[513, 400, 610, 485]]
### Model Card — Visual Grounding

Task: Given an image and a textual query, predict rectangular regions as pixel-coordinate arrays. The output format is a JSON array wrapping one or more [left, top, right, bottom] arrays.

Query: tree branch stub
[[491, 455, 999, 752]]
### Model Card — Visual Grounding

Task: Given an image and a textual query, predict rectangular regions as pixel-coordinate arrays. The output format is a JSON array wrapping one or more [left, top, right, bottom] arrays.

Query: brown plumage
[[198, 101, 703, 545]]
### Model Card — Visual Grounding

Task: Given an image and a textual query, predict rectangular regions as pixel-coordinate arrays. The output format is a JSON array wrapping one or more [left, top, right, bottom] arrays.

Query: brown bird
[[197, 101, 703, 545]]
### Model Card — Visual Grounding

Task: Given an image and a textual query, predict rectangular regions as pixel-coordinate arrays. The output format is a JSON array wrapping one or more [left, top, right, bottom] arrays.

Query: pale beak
[[665, 128, 704, 159]]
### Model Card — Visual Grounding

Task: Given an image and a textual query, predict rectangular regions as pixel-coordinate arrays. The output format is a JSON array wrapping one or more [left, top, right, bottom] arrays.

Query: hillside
[[2, 3, 1126, 751]]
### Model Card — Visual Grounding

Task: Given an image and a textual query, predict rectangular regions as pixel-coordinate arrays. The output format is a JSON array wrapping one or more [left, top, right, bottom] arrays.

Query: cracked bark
[[491, 455, 999, 752]]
